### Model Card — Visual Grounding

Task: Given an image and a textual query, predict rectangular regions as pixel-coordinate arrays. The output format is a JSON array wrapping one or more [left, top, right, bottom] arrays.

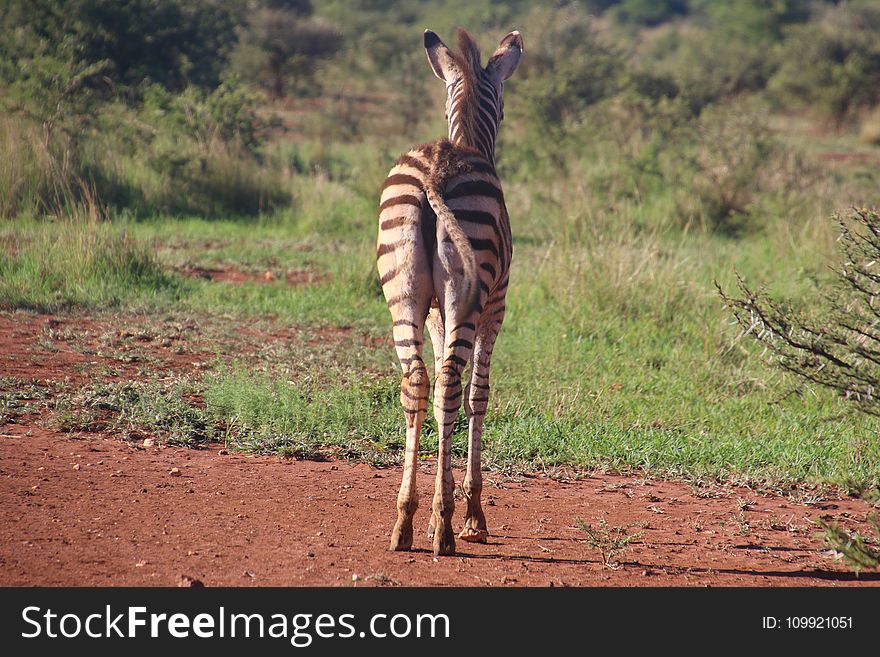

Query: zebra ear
[[424, 29, 460, 82], [486, 31, 523, 82]]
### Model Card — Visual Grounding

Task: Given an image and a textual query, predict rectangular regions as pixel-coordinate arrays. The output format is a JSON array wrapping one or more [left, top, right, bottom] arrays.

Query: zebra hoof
[[433, 527, 456, 556], [458, 527, 489, 543], [389, 523, 413, 552]]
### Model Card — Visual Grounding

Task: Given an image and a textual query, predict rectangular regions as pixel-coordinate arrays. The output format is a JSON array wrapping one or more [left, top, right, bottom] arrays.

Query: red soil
[[176, 265, 324, 286], [1, 312, 878, 587]]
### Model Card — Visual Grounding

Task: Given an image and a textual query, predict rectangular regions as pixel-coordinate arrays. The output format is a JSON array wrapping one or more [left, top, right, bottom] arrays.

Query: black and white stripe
[[382, 28, 522, 557], [447, 68, 504, 162]]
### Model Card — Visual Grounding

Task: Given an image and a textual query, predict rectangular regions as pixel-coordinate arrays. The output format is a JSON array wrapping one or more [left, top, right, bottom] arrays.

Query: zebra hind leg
[[430, 313, 477, 556], [390, 353, 429, 551], [431, 362, 460, 556], [425, 302, 444, 540], [458, 327, 499, 543]]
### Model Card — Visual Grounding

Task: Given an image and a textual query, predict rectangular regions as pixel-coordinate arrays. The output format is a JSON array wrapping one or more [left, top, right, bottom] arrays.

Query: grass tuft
[[0, 214, 185, 312], [204, 367, 406, 465], [576, 516, 643, 569]]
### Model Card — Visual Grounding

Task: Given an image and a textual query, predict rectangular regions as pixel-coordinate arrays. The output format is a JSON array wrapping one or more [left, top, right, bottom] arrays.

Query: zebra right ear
[[486, 31, 523, 82], [424, 29, 460, 83]]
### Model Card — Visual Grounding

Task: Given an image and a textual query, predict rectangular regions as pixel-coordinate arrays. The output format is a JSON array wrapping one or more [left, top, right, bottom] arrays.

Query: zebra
[[377, 28, 522, 556]]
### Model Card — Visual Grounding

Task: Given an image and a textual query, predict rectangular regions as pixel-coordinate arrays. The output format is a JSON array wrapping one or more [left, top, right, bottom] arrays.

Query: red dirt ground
[[1, 312, 879, 587], [176, 264, 325, 287]]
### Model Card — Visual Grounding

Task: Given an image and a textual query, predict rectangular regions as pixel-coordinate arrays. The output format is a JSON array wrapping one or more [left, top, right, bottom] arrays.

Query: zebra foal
[[376, 28, 522, 556]]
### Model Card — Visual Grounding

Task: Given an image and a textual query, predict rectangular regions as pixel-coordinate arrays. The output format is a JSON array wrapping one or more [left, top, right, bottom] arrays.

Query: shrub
[[676, 106, 781, 233], [608, 0, 689, 28], [769, 3, 880, 124], [648, 26, 775, 114], [228, 3, 342, 98], [513, 6, 625, 126], [0, 0, 240, 95], [719, 208, 880, 415], [820, 513, 880, 571], [141, 81, 270, 157], [858, 106, 880, 145]]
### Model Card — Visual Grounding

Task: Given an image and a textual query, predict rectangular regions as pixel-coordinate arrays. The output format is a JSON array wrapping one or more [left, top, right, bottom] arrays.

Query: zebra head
[[424, 28, 523, 163]]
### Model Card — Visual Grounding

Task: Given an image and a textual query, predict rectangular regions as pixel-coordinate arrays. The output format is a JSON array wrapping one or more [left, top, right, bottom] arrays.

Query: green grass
[[48, 377, 214, 446], [205, 367, 406, 463], [3, 125, 880, 497], [194, 355, 879, 491], [0, 377, 59, 425], [0, 214, 387, 329], [4, 201, 880, 492], [0, 215, 187, 312]]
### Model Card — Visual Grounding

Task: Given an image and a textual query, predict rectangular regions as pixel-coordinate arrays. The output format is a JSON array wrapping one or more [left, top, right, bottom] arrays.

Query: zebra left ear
[[424, 29, 461, 83], [486, 31, 523, 82]]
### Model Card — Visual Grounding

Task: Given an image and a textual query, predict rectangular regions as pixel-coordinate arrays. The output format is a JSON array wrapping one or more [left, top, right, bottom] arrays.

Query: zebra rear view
[[377, 28, 522, 557]]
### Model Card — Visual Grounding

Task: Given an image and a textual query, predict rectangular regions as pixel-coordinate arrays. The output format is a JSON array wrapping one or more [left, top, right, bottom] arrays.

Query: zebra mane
[[448, 28, 483, 155], [455, 28, 482, 74]]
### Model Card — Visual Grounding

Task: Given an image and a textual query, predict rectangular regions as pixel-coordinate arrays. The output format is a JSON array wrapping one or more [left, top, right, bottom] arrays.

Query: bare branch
[[718, 208, 880, 415]]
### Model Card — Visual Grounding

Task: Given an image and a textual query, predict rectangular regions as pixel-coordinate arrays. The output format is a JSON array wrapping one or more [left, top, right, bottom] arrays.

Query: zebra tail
[[424, 183, 481, 317]]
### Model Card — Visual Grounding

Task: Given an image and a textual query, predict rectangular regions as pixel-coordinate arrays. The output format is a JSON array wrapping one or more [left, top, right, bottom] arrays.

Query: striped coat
[[380, 29, 522, 557]]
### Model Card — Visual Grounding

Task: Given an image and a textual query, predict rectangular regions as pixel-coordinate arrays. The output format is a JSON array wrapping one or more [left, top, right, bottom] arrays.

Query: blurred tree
[[689, 0, 813, 42], [636, 0, 831, 115], [513, 6, 625, 125], [0, 7, 112, 147], [0, 0, 240, 95], [581, 0, 623, 14], [648, 26, 774, 114], [266, 0, 313, 11], [769, 2, 880, 123], [609, 0, 689, 28], [229, 1, 343, 98]]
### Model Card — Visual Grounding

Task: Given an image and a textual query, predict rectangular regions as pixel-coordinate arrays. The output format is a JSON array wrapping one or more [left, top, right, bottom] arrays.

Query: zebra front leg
[[390, 358, 429, 551], [459, 327, 499, 543]]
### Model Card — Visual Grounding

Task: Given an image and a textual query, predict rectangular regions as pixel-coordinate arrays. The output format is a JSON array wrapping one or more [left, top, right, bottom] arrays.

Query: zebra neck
[[447, 80, 497, 162], [448, 128, 495, 163]]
